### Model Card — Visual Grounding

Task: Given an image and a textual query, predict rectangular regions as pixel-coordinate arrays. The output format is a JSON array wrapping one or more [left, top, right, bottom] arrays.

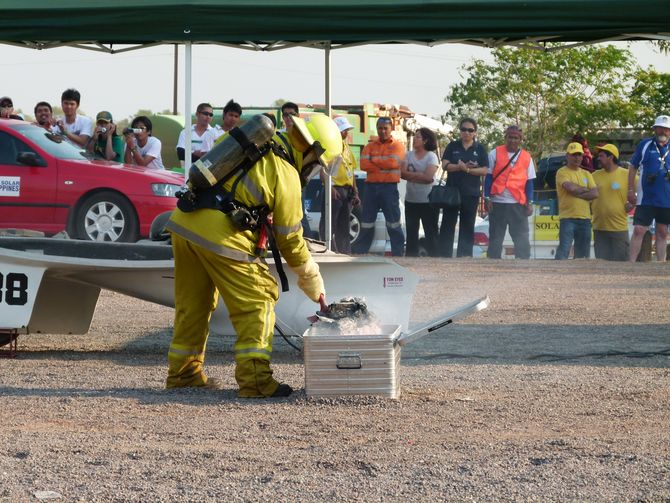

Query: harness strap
[[266, 220, 289, 292], [176, 140, 291, 291]]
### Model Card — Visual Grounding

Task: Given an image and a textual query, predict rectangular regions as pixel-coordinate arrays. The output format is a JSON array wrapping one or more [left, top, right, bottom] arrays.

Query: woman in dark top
[[438, 117, 489, 257]]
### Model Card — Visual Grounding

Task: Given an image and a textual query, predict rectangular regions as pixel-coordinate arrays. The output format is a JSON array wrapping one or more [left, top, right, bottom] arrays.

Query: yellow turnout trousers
[[166, 234, 280, 397]]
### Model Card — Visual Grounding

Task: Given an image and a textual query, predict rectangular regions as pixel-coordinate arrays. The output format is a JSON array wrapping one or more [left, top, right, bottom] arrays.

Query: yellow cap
[[595, 143, 619, 159], [566, 142, 584, 155]]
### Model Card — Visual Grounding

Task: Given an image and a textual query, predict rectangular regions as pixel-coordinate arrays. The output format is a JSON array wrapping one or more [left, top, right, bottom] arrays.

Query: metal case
[[303, 324, 403, 398], [303, 296, 490, 399]]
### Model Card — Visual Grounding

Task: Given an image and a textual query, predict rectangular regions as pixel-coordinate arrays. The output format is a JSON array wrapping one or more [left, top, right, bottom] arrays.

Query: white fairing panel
[[0, 261, 45, 331], [0, 238, 418, 337]]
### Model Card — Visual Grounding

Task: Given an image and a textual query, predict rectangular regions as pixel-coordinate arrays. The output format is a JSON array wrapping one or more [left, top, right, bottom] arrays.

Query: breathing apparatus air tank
[[187, 114, 275, 189]]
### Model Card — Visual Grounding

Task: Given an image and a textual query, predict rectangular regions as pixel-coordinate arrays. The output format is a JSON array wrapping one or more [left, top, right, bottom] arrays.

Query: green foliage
[[444, 44, 639, 158], [653, 40, 670, 55], [629, 69, 670, 127], [133, 109, 154, 118]]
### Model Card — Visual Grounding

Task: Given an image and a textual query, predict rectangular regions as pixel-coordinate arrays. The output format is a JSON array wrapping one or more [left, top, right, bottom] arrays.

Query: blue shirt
[[441, 140, 489, 198], [630, 137, 670, 208]]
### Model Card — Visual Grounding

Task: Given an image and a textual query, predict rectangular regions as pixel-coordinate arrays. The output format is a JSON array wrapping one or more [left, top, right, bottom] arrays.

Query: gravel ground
[[1, 258, 669, 502]]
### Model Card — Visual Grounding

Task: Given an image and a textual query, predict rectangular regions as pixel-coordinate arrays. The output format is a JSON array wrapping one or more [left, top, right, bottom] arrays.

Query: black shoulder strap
[[274, 133, 295, 165], [492, 149, 521, 184]]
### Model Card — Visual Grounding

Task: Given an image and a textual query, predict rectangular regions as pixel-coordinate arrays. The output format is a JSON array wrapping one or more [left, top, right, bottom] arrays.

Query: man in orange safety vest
[[484, 125, 536, 259]]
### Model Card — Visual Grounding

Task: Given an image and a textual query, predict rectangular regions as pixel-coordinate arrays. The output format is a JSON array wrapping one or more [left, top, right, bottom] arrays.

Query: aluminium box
[[303, 324, 403, 399], [302, 296, 491, 399]]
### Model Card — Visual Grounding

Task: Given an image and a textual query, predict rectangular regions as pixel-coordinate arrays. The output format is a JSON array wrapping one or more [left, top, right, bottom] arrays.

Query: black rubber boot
[[271, 383, 293, 397]]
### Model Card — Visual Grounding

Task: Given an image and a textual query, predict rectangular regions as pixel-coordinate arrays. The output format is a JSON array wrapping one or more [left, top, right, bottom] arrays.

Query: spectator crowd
[[2, 89, 668, 262]]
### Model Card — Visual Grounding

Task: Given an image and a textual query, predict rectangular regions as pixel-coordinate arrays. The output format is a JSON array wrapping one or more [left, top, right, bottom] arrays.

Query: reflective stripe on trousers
[[166, 233, 279, 388]]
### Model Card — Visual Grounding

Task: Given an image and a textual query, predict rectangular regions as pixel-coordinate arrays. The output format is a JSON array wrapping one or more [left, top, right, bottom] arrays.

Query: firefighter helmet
[[287, 113, 343, 185]]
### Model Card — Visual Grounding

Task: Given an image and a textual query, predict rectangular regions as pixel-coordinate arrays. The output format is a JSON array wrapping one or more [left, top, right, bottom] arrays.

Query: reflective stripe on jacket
[[360, 138, 405, 183], [167, 151, 311, 269], [491, 146, 531, 205]]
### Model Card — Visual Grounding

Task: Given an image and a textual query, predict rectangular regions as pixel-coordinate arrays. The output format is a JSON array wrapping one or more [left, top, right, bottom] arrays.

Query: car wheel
[[349, 206, 362, 247], [75, 191, 138, 242]]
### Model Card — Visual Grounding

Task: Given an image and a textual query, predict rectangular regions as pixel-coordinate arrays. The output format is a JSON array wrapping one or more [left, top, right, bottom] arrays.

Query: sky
[[2, 41, 669, 123]]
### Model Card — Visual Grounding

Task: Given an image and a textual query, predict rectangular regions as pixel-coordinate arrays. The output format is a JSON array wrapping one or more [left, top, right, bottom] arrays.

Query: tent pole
[[184, 42, 192, 182], [324, 43, 333, 251], [172, 44, 178, 115]]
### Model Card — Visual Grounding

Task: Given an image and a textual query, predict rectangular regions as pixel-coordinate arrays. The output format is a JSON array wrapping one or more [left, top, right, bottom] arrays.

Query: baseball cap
[[566, 142, 584, 155], [595, 144, 619, 159], [334, 116, 354, 133], [96, 111, 113, 122], [652, 115, 670, 128]]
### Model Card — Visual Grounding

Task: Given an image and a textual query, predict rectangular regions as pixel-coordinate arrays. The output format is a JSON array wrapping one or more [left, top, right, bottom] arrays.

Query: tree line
[[444, 43, 670, 158]]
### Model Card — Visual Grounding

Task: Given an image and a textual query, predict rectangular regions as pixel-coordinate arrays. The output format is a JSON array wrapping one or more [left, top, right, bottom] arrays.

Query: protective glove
[[291, 257, 325, 303]]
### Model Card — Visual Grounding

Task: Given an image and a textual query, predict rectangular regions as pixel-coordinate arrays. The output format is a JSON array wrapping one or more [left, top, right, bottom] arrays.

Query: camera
[[646, 172, 670, 184], [97, 127, 107, 134], [123, 127, 142, 135]]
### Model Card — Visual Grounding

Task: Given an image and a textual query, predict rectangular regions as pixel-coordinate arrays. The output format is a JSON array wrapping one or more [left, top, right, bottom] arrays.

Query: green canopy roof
[[3, 0, 669, 51]]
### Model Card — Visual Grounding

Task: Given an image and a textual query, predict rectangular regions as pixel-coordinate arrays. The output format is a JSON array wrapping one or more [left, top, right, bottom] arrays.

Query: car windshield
[[12, 123, 89, 160]]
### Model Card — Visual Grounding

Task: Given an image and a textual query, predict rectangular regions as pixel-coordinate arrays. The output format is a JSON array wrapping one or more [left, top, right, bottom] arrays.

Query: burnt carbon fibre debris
[[315, 297, 369, 323]]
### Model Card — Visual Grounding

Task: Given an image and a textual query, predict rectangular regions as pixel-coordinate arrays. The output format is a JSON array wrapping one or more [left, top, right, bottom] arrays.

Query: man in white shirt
[[200, 99, 242, 153], [54, 88, 92, 149], [176, 103, 214, 168]]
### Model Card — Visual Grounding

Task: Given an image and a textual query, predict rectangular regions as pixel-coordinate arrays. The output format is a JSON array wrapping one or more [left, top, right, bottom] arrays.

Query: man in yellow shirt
[[319, 116, 361, 254], [555, 142, 599, 259], [591, 144, 633, 261]]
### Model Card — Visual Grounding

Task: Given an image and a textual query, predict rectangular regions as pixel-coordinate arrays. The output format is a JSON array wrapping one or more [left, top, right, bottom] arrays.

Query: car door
[[0, 130, 57, 231]]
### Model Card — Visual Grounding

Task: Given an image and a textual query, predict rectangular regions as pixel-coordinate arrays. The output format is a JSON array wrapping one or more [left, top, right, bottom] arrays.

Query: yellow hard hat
[[287, 113, 343, 185], [288, 113, 343, 166]]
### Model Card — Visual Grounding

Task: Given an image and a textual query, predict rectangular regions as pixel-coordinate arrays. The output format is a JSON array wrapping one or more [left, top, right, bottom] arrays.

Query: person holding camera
[[0, 97, 23, 120], [123, 116, 165, 170], [627, 115, 670, 262], [438, 117, 489, 258], [54, 88, 92, 148], [87, 111, 124, 162]]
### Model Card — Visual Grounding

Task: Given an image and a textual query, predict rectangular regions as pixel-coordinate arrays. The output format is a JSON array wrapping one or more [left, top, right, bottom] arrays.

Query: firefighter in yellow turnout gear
[[165, 113, 343, 398]]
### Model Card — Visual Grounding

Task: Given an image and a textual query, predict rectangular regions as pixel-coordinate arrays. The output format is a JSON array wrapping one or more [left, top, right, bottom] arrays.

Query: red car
[[0, 119, 183, 242]]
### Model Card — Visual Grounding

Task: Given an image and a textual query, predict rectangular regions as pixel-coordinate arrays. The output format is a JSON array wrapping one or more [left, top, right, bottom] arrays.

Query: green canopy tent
[[3, 0, 669, 49], [4, 0, 669, 248]]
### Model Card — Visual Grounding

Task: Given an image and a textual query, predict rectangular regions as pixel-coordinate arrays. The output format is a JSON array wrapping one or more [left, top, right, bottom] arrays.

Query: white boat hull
[[0, 238, 418, 337]]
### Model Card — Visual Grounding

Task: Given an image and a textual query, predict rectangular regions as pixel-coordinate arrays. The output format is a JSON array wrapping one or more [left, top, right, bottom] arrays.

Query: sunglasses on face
[[0, 102, 12, 108], [460, 127, 476, 133], [199, 111, 214, 117]]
